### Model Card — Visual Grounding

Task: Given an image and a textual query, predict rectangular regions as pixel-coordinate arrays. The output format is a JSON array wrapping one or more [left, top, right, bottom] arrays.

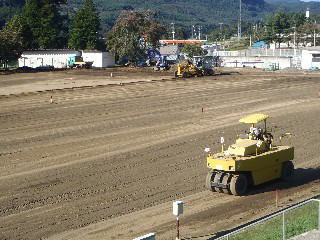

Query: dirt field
[[0, 68, 319, 240]]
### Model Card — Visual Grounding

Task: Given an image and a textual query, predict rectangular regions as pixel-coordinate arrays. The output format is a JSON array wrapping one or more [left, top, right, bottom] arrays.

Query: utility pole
[[219, 23, 223, 31], [293, 26, 296, 48], [314, 20, 317, 47], [192, 25, 194, 39], [219, 23, 223, 42], [171, 23, 175, 44], [198, 26, 202, 40], [238, 0, 242, 41]]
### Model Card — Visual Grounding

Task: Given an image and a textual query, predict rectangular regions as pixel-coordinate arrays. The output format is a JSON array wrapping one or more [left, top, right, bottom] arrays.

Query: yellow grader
[[174, 60, 203, 78], [205, 114, 294, 196]]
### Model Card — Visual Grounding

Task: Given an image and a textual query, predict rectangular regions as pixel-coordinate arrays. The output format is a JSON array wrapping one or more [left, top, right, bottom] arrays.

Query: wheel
[[205, 171, 216, 192], [213, 173, 223, 192], [230, 174, 248, 196], [182, 72, 188, 78], [222, 174, 232, 194], [281, 161, 294, 181]]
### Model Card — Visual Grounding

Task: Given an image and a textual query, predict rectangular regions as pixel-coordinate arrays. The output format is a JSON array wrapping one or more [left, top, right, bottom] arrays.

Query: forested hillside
[[1, 0, 320, 32], [0, 0, 25, 27], [68, 0, 271, 31], [265, 0, 320, 14]]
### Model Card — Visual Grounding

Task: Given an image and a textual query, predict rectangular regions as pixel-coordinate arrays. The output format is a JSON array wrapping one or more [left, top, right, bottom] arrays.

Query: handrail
[[214, 198, 320, 240]]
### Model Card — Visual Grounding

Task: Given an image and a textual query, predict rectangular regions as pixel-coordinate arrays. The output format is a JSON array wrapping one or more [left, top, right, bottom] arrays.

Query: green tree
[[285, 12, 306, 46], [290, 12, 306, 29], [297, 21, 317, 46], [107, 10, 167, 63], [0, 0, 26, 28], [163, 26, 188, 40], [68, 0, 101, 50], [0, 14, 26, 68], [175, 27, 188, 40], [243, 23, 268, 43], [181, 44, 206, 58], [22, 0, 67, 49], [208, 24, 236, 42], [265, 10, 290, 47], [8, 14, 33, 49]]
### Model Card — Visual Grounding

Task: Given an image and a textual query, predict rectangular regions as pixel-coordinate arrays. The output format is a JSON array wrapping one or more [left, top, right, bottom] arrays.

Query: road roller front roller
[[205, 114, 294, 196]]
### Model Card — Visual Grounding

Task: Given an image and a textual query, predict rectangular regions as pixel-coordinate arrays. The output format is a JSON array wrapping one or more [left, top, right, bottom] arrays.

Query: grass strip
[[228, 201, 318, 240]]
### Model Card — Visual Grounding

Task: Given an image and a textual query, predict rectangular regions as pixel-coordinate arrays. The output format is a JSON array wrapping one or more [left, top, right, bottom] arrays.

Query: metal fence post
[[282, 212, 286, 240], [318, 201, 320, 231]]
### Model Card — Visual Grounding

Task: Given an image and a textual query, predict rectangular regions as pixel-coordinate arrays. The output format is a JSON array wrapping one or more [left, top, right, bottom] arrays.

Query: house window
[[312, 54, 320, 62]]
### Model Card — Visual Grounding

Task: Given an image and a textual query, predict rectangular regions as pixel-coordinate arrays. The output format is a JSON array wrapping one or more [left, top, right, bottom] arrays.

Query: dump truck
[[205, 114, 294, 196]]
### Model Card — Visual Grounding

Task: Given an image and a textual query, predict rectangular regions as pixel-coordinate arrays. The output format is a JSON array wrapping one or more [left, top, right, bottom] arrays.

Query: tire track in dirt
[[0, 71, 319, 239]]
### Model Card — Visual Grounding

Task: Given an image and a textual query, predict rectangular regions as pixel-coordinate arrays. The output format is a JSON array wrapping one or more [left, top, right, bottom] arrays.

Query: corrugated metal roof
[[22, 50, 80, 55], [160, 45, 179, 55]]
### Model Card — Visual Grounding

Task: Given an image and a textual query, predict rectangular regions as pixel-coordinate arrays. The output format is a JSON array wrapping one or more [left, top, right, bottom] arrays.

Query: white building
[[202, 44, 223, 56], [301, 47, 320, 69], [82, 50, 115, 68], [19, 50, 80, 69], [19, 50, 115, 69]]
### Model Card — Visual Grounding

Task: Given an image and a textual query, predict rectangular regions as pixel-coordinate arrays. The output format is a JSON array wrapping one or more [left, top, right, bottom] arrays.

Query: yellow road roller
[[205, 114, 294, 196]]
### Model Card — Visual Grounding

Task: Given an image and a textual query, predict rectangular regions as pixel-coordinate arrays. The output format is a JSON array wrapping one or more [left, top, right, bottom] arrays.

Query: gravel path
[[290, 230, 320, 240]]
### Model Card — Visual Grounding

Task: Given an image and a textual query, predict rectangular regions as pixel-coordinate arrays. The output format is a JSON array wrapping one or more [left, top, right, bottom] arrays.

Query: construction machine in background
[[174, 60, 203, 78], [146, 49, 161, 66], [68, 56, 93, 69], [205, 114, 294, 196], [193, 56, 215, 76], [174, 56, 217, 78], [153, 56, 170, 71]]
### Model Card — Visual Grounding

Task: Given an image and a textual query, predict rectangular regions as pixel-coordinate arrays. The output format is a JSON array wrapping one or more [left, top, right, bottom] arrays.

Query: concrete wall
[[19, 50, 80, 68], [220, 56, 293, 69]]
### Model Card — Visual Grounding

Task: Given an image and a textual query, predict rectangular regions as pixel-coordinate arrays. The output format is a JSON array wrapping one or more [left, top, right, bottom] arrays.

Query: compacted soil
[[0, 68, 319, 239]]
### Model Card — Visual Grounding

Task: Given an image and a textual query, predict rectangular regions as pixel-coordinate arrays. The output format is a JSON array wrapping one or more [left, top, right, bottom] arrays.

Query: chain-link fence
[[214, 199, 320, 240]]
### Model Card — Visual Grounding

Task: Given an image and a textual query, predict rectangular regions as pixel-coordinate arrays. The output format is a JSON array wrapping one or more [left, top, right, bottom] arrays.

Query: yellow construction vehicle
[[205, 114, 294, 196], [174, 60, 203, 78]]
